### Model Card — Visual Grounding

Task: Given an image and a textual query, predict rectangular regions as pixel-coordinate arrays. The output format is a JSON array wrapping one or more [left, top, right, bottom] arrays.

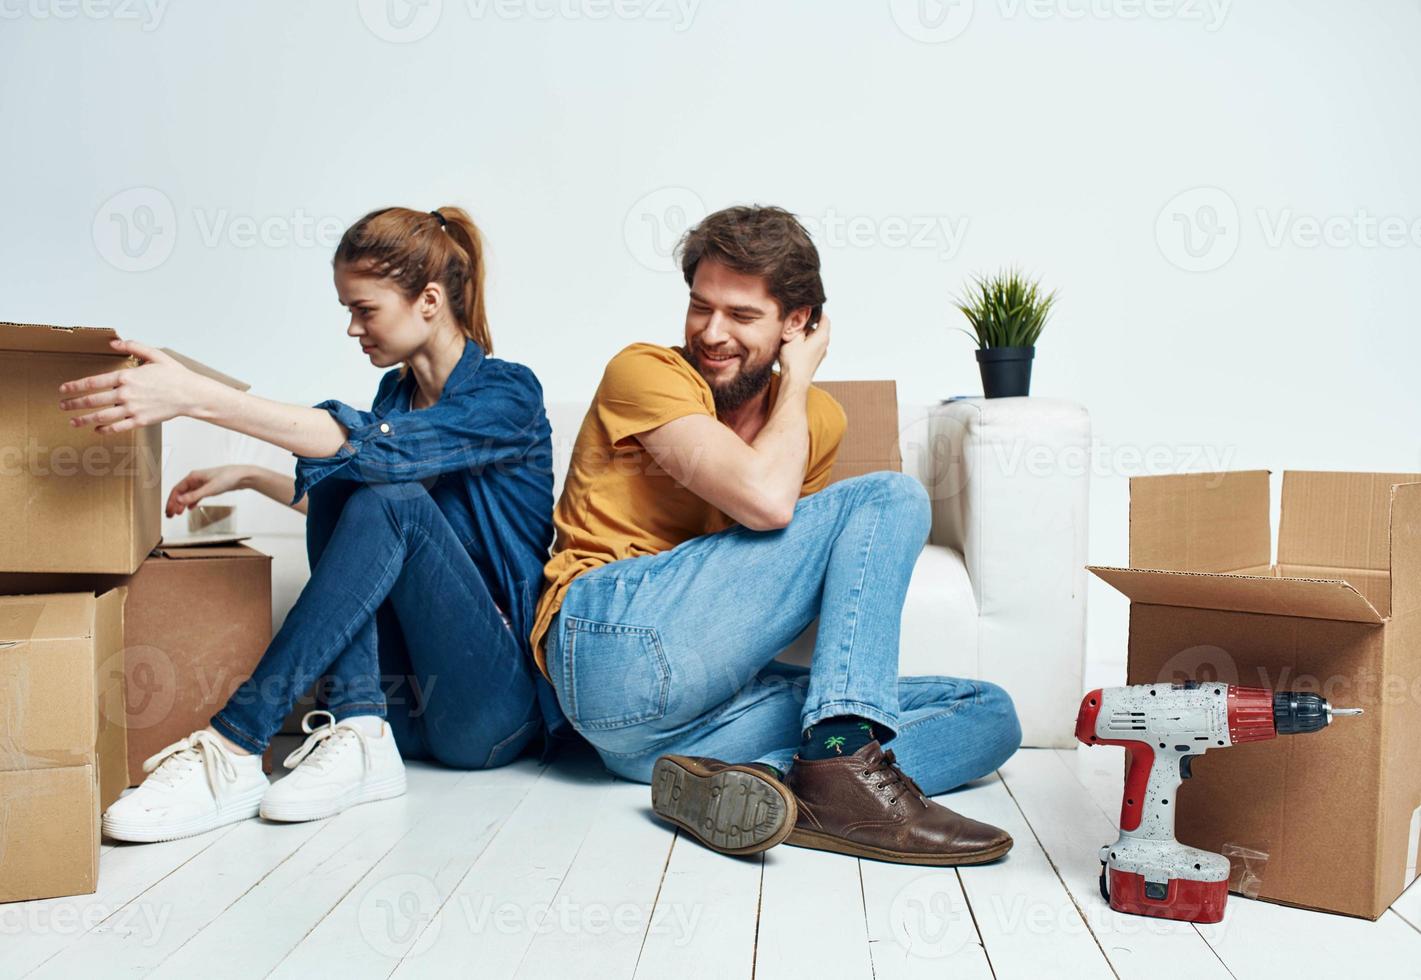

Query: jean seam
[[210, 713, 265, 754], [484, 717, 538, 768], [833, 492, 884, 701]]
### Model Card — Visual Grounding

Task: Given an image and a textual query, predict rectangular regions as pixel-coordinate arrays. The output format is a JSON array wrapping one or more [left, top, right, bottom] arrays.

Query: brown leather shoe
[[784, 740, 1012, 866], [651, 755, 796, 856]]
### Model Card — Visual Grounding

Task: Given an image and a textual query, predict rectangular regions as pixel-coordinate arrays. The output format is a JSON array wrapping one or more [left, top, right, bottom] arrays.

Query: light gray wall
[[4, 0, 1419, 670]]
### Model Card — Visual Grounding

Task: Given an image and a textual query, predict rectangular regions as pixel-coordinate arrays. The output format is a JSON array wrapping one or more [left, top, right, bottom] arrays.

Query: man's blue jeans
[[211, 481, 542, 769], [544, 471, 1023, 794]]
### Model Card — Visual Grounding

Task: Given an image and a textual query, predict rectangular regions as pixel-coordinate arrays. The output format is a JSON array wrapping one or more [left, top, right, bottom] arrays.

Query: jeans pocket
[[561, 617, 669, 731]]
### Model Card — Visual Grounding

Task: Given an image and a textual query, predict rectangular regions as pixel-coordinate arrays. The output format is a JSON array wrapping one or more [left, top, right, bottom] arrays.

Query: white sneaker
[[259, 711, 406, 823], [103, 730, 269, 843]]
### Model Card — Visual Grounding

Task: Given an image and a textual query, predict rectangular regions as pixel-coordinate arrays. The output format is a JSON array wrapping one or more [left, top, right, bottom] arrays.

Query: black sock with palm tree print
[[797, 716, 877, 761]]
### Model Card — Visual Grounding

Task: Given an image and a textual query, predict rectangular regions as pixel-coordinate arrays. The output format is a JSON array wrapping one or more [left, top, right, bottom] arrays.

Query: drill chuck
[[1272, 691, 1360, 734]]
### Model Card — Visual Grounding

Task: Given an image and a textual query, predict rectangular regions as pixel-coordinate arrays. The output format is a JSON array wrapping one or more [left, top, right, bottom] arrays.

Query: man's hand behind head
[[777, 312, 830, 385]]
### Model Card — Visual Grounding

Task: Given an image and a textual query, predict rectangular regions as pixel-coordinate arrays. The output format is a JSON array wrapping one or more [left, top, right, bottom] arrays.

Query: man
[[530, 205, 1021, 864]]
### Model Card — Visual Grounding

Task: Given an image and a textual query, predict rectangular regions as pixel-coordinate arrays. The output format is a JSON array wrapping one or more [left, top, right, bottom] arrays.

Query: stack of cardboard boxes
[[0, 322, 274, 903]]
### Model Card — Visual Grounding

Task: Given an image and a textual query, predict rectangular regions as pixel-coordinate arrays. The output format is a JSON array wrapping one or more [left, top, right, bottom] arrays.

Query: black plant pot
[[975, 346, 1035, 398]]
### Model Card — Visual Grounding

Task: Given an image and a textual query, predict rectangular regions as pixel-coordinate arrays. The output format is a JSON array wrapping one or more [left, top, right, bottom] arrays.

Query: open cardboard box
[[0, 321, 247, 577], [1091, 470, 1421, 919]]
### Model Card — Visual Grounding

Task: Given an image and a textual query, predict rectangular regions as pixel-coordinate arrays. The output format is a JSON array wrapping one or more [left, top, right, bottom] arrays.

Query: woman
[[59, 206, 558, 841]]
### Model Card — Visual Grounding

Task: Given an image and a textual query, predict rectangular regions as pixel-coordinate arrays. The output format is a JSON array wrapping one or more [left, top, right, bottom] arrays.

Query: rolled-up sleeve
[[291, 365, 547, 503]]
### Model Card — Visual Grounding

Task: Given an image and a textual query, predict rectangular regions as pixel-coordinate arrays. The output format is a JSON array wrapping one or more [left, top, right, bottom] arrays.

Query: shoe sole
[[650, 756, 796, 856], [259, 773, 408, 823], [784, 827, 1014, 866], [102, 788, 267, 844]]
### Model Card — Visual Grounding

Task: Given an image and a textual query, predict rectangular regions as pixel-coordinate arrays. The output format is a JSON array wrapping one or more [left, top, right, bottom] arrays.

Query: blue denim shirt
[[291, 339, 573, 745]]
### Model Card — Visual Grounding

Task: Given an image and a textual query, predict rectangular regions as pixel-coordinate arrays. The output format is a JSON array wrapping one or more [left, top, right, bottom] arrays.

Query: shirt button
[[379, 423, 391, 434]]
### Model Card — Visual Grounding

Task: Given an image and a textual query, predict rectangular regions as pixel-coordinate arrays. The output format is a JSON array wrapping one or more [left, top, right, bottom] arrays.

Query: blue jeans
[[544, 471, 1022, 794], [211, 481, 542, 769]]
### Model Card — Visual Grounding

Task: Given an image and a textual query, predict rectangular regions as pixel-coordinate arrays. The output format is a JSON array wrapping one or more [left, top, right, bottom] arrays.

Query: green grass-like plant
[[956, 269, 1057, 349]]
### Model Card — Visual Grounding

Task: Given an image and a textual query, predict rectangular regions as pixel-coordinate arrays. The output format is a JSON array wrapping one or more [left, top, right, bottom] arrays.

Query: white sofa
[[161, 395, 1090, 748]]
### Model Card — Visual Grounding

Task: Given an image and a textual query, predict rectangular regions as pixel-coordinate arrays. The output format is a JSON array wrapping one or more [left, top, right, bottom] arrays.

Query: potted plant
[[956, 269, 1057, 398]]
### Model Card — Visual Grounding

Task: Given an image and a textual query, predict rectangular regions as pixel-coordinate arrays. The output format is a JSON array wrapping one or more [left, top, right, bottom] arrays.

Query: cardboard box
[[815, 380, 903, 482], [1091, 470, 1421, 919], [120, 543, 274, 781], [0, 321, 250, 576], [0, 588, 129, 903]]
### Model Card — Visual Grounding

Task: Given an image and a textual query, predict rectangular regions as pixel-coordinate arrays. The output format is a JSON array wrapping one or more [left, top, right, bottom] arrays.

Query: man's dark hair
[[677, 205, 826, 324]]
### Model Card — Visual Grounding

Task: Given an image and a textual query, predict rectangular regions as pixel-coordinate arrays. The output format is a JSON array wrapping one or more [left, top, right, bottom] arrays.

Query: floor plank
[[513, 778, 680, 979], [1395, 877, 1421, 933], [148, 765, 458, 978], [268, 758, 549, 979], [951, 772, 1114, 979], [1000, 750, 1232, 980], [632, 833, 762, 980], [386, 745, 616, 978], [753, 843, 873, 979], [859, 857, 993, 979], [2, 823, 243, 979], [29, 816, 328, 977]]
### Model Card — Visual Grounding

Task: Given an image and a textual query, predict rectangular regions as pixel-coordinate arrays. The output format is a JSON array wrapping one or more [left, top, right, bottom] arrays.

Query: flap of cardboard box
[[152, 543, 267, 561], [816, 380, 902, 481], [1279, 471, 1421, 572], [0, 321, 122, 356], [1129, 470, 1271, 572], [0, 321, 248, 390], [1089, 565, 1385, 624], [0, 592, 96, 644]]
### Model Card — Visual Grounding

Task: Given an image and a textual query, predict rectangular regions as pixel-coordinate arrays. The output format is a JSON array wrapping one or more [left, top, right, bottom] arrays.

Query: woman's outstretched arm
[[58, 339, 349, 458]]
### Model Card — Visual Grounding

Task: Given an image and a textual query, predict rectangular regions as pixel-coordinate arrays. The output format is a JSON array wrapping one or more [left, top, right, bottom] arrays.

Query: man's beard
[[687, 343, 776, 414]]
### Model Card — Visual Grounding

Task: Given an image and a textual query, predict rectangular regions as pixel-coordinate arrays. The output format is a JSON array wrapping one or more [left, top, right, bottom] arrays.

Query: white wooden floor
[[5, 741, 1421, 980]]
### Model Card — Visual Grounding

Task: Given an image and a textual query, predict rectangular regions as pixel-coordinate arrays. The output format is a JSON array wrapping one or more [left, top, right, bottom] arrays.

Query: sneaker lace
[[142, 730, 240, 798], [282, 710, 372, 775], [867, 749, 928, 807]]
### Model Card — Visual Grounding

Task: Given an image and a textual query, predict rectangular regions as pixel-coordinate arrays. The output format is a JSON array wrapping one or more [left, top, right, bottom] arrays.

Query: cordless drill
[[1074, 682, 1362, 923]]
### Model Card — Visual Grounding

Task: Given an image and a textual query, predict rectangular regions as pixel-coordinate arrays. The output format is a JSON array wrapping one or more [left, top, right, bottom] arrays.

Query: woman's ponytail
[[335, 205, 494, 355], [431, 206, 492, 355]]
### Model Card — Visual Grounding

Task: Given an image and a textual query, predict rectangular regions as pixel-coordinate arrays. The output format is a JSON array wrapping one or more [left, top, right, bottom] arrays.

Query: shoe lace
[[142, 730, 240, 798], [283, 710, 372, 774], [867, 749, 928, 808]]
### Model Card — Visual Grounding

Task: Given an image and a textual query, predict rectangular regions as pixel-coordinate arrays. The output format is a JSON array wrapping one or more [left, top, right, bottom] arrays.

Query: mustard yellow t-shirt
[[529, 342, 847, 677]]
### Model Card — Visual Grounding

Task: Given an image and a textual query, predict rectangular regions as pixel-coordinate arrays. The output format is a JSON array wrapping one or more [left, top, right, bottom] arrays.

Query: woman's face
[[334, 262, 437, 369]]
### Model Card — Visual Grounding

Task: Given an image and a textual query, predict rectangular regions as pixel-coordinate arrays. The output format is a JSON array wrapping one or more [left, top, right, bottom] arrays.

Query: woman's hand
[[166, 465, 253, 518], [59, 339, 218, 434]]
